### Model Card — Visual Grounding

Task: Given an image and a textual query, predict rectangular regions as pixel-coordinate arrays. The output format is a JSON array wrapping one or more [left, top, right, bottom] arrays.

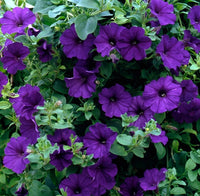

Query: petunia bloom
[[150, 130, 168, 145], [149, 0, 176, 26], [183, 30, 200, 53], [180, 79, 198, 102], [188, 6, 200, 33], [47, 128, 78, 147], [3, 136, 30, 174], [1, 42, 30, 74], [156, 35, 190, 70], [117, 27, 151, 61], [10, 84, 44, 119], [15, 185, 28, 196], [65, 67, 96, 99], [87, 156, 118, 190], [120, 176, 143, 196], [19, 117, 40, 144], [94, 23, 125, 57], [0, 7, 36, 34], [50, 147, 73, 171], [127, 96, 155, 129], [143, 76, 182, 113], [60, 24, 95, 60], [83, 122, 117, 158], [140, 168, 167, 191], [0, 72, 8, 97], [99, 83, 132, 118], [59, 172, 93, 196], [37, 40, 53, 62]]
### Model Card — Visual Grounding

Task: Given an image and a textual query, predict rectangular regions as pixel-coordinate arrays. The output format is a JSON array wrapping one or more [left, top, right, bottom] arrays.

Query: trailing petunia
[[188, 6, 200, 33]]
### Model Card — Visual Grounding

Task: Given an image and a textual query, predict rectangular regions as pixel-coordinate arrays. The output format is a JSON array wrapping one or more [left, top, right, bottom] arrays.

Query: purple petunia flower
[[0, 72, 8, 97], [140, 168, 167, 191], [37, 40, 53, 62], [19, 117, 40, 144], [83, 123, 117, 158], [99, 83, 132, 118], [127, 96, 155, 129], [94, 23, 125, 57], [15, 185, 28, 196], [143, 76, 182, 113], [10, 84, 44, 119], [149, 0, 176, 26], [47, 128, 77, 147], [1, 42, 30, 74], [150, 130, 168, 145], [188, 6, 200, 33], [172, 98, 200, 123], [50, 147, 73, 171], [180, 79, 198, 102], [0, 7, 36, 34], [120, 176, 143, 196], [117, 27, 151, 61], [27, 26, 40, 37], [156, 35, 190, 70], [65, 67, 96, 99], [76, 53, 101, 73], [87, 156, 118, 190], [3, 136, 30, 174], [183, 30, 200, 53], [59, 172, 93, 196], [60, 24, 95, 60]]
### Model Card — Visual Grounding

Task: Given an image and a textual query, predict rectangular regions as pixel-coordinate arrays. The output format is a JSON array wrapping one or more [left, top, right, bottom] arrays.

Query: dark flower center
[[158, 89, 167, 97], [76, 38, 83, 44], [109, 38, 116, 46], [16, 18, 23, 27], [131, 40, 138, 45], [136, 108, 144, 116], [74, 187, 81, 194], [110, 96, 117, 102], [99, 137, 106, 144]]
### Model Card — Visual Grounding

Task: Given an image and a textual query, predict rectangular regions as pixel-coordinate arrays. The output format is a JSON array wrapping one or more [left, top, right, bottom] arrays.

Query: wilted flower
[[117, 27, 151, 61], [60, 24, 95, 60], [15, 185, 28, 196], [156, 35, 190, 70], [99, 83, 132, 118], [140, 168, 167, 191], [94, 23, 125, 57], [149, 0, 176, 26], [1, 42, 30, 74], [3, 137, 30, 174], [0, 7, 36, 34], [143, 76, 182, 113], [188, 6, 200, 33], [83, 123, 117, 158]]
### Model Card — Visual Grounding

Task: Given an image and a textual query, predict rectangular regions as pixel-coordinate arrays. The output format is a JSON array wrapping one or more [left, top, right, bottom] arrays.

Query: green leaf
[[4, 0, 16, 8], [172, 180, 186, 186], [75, 14, 98, 40], [14, 35, 31, 45], [48, 5, 66, 18], [100, 62, 113, 78], [185, 159, 196, 170], [37, 27, 54, 40], [85, 111, 92, 120], [0, 101, 11, 110], [53, 79, 68, 94], [76, 0, 100, 9], [0, 174, 6, 184], [117, 134, 133, 146], [154, 143, 166, 160], [110, 141, 128, 156], [33, 0, 54, 14], [154, 112, 166, 124], [190, 151, 200, 164], [188, 170, 198, 182], [170, 187, 186, 195], [132, 147, 145, 158], [182, 129, 197, 136]]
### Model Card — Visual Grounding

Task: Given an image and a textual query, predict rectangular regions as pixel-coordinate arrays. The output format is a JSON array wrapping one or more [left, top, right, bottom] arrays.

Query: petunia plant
[[1, 0, 200, 195]]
